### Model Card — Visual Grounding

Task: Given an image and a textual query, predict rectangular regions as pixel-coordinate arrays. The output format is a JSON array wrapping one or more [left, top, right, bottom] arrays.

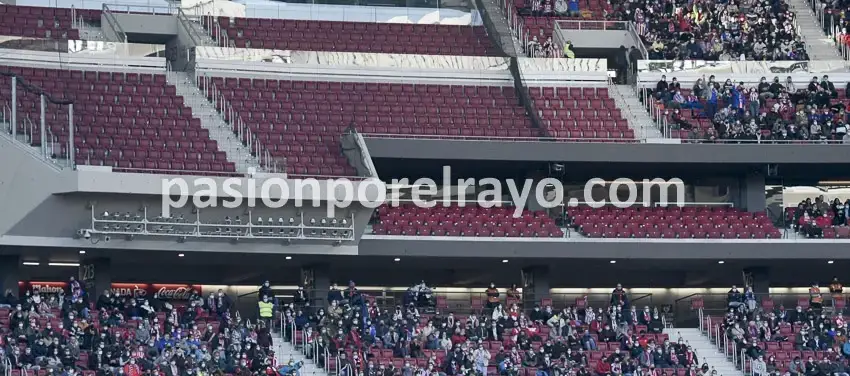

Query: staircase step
[[166, 71, 262, 173], [666, 328, 743, 376]]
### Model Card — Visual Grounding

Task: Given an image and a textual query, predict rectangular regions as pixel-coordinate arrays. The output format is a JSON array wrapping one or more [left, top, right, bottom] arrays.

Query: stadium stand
[[1, 282, 277, 376], [0, 5, 100, 40], [785, 196, 850, 238], [512, 0, 809, 60], [646, 75, 849, 142], [0, 66, 235, 173], [370, 204, 564, 237], [284, 283, 675, 376], [566, 206, 783, 239], [702, 288, 850, 375], [205, 17, 499, 56], [198, 78, 538, 176], [528, 86, 635, 140]]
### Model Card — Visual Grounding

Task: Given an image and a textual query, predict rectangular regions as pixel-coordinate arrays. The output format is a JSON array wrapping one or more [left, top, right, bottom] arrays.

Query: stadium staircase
[[272, 329, 326, 375], [611, 85, 663, 140], [786, 0, 843, 60], [180, 12, 219, 47], [670, 328, 744, 376], [478, 0, 521, 57], [166, 70, 262, 173]]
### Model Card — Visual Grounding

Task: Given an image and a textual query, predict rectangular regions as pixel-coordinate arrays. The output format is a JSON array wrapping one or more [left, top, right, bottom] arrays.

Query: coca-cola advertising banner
[[19, 282, 202, 300]]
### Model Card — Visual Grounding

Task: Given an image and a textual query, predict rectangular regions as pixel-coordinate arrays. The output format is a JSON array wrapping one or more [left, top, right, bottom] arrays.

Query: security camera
[[82, 230, 92, 240]]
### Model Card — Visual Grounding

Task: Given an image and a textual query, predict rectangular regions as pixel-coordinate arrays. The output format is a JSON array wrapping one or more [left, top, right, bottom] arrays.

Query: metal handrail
[[197, 73, 282, 173], [101, 4, 128, 43], [177, 9, 201, 47]]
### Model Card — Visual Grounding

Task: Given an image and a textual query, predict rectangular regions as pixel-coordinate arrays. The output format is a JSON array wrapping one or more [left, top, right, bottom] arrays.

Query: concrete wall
[[112, 14, 177, 36], [559, 30, 637, 49]]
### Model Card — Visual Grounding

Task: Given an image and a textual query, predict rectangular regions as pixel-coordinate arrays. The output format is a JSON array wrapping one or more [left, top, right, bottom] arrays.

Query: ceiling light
[[22, 262, 40, 266], [178, 253, 185, 257], [828, 260, 835, 264], [393, 258, 401, 262], [48, 262, 80, 267], [610, 260, 617, 264], [502, 259, 509, 263], [718, 260, 725, 264], [79, 250, 86, 254], [285, 256, 292, 260]]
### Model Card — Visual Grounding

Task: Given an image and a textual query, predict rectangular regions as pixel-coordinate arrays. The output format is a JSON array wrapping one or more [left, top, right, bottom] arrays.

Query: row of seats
[[372, 204, 564, 237], [207, 16, 498, 56], [528, 86, 634, 140], [0, 5, 100, 40], [0, 66, 235, 174], [202, 78, 536, 176], [567, 206, 782, 239]]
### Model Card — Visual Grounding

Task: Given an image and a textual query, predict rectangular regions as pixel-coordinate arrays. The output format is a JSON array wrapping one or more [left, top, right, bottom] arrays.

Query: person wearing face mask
[[123, 357, 142, 376], [258, 281, 272, 301], [820, 75, 837, 98], [258, 296, 274, 329]]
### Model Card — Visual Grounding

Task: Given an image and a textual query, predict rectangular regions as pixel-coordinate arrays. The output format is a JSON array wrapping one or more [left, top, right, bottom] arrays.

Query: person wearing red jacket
[[596, 359, 611, 375], [124, 358, 142, 376], [814, 213, 831, 237]]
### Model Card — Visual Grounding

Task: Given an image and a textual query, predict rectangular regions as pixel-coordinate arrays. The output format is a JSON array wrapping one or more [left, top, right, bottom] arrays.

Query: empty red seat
[[3, 66, 233, 174], [212, 17, 497, 56]]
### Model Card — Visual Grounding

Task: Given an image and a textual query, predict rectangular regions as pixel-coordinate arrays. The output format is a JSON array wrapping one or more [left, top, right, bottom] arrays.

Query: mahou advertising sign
[[19, 282, 202, 300]]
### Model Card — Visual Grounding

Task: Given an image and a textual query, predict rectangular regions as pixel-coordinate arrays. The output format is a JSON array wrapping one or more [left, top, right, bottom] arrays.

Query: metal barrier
[[1, 72, 75, 170], [177, 9, 202, 47], [195, 73, 282, 173], [101, 4, 128, 44], [88, 206, 356, 241]]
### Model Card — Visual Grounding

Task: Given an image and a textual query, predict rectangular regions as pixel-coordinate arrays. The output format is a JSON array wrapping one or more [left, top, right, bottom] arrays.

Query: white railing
[[101, 4, 128, 44], [193, 73, 280, 173], [697, 307, 704, 333]]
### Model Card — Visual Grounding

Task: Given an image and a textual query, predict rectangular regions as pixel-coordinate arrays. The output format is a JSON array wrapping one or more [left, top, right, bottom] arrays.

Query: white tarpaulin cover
[[195, 46, 510, 70], [637, 60, 849, 74]]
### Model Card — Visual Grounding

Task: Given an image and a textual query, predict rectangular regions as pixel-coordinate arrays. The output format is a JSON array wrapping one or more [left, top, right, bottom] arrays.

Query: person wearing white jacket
[[474, 345, 491, 376]]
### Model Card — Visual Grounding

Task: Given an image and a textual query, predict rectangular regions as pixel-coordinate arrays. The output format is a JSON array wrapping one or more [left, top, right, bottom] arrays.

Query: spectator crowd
[[0, 279, 278, 376], [652, 74, 850, 142], [814, 0, 850, 57], [788, 196, 850, 237], [280, 281, 700, 376], [721, 280, 850, 376], [516, 0, 809, 60]]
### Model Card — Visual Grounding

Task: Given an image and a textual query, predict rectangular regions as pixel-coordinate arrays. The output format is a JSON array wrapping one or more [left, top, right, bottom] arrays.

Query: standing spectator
[[258, 296, 274, 328], [830, 277, 844, 298], [485, 283, 500, 310], [293, 286, 309, 307], [727, 286, 743, 311], [258, 281, 272, 301], [610, 284, 628, 307], [810, 283, 824, 311]]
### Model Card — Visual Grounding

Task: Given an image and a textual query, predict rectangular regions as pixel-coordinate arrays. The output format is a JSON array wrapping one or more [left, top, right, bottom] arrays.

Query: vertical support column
[[68, 104, 75, 165], [743, 172, 766, 213], [11, 76, 17, 139], [40, 94, 46, 156], [521, 266, 551, 307], [303, 263, 330, 308], [79, 257, 112, 299], [0, 255, 21, 298]]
